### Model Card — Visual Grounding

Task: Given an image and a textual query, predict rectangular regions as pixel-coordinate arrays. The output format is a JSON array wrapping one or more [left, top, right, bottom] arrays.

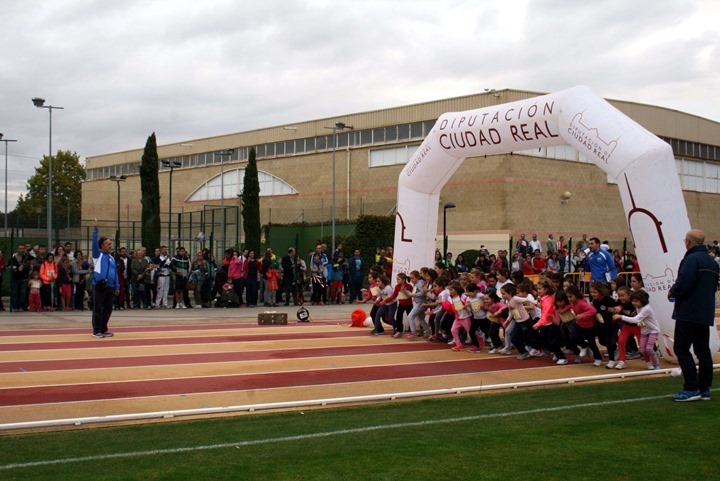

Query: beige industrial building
[[83, 89, 720, 254]]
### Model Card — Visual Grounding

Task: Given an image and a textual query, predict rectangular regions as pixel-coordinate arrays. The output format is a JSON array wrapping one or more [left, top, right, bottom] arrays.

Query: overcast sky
[[1, 0, 719, 212]]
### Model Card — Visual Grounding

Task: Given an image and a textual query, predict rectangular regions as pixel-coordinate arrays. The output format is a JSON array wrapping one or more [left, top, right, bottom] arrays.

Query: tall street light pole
[[32, 97, 63, 250], [323, 122, 353, 253], [214, 149, 234, 255], [443, 201, 456, 264], [161, 160, 181, 249], [0, 134, 18, 236], [110, 175, 126, 246]]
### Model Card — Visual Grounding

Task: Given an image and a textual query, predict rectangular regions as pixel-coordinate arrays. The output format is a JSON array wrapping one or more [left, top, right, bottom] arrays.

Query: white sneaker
[[606, 360, 617, 369], [614, 361, 627, 370], [574, 357, 582, 364], [593, 359, 603, 367], [194, 305, 203, 309], [579, 347, 588, 358], [529, 348, 542, 357], [448, 339, 455, 346], [498, 347, 512, 355], [556, 359, 568, 365], [175, 304, 181, 309], [646, 362, 655, 370], [489, 348, 499, 354]]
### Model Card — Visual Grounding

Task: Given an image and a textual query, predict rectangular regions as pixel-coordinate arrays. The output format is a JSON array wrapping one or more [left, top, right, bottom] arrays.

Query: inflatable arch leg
[[391, 85, 719, 362]]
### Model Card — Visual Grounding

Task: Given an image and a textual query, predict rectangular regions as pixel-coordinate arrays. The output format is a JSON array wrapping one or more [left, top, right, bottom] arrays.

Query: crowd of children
[[359, 263, 661, 369]]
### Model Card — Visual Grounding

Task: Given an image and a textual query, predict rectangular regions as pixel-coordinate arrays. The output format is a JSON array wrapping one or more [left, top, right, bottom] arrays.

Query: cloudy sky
[[1, 0, 718, 211]]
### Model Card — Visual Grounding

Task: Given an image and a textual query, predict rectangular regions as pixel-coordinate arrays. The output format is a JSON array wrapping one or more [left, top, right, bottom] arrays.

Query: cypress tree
[[140, 132, 161, 250], [242, 147, 261, 253]]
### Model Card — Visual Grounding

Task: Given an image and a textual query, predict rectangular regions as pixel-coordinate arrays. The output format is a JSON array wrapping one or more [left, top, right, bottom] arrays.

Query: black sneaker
[[92, 332, 104, 338], [102, 332, 114, 338]]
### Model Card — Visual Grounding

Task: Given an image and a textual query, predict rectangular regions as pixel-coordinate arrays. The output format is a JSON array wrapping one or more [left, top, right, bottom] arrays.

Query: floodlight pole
[[0, 134, 18, 235], [32, 98, 64, 249]]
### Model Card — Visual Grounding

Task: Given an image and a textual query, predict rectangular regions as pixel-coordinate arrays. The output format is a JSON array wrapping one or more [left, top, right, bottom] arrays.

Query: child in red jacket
[[566, 285, 602, 366]]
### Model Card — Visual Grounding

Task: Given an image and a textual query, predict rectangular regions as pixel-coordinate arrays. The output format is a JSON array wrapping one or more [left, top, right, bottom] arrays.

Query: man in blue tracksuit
[[91, 219, 120, 338], [585, 237, 618, 282], [669, 229, 719, 402]]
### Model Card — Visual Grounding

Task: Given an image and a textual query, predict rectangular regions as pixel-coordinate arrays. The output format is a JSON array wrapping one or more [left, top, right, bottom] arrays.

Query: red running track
[[0, 356, 543, 407], [0, 342, 449, 373], [0, 330, 369, 352]]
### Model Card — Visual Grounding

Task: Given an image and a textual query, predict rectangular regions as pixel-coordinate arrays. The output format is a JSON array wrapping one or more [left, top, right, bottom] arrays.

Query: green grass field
[[1, 376, 717, 480]]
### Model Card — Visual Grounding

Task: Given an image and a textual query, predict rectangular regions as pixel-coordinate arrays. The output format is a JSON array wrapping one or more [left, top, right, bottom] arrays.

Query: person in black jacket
[[9, 245, 31, 311], [669, 229, 720, 402], [280, 248, 298, 306]]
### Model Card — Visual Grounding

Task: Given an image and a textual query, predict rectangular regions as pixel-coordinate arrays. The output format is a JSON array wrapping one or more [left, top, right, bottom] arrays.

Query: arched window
[[186, 169, 298, 201]]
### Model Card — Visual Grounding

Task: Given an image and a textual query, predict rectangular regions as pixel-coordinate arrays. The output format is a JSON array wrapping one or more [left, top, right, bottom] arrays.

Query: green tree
[[15, 150, 85, 228], [139, 133, 161, 250], [242, 147, 261, 253]]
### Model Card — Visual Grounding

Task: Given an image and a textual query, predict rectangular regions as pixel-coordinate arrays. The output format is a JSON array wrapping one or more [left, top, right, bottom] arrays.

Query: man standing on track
[[91, 219, 120, 338], [668, 229, 719, 402]]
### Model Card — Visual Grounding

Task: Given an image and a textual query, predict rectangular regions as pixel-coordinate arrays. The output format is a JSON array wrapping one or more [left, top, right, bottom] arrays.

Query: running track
[[1, 318, 718, 429]]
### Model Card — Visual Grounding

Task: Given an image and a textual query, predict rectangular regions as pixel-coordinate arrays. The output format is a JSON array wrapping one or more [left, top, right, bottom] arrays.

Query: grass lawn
[[0, 376, 717, 480]]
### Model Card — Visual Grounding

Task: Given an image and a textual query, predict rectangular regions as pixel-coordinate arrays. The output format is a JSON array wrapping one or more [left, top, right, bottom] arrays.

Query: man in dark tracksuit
[[669, 229, 719, 401]]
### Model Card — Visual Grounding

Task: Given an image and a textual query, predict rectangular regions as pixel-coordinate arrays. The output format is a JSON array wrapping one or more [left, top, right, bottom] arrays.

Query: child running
[[609, 286, 643, 370], [613, 289, 661, 370], [532, 280, 567, 364], [448, 281, 472, 351], [371, 275, 395, 335], [485, 291, 509, 353], [590, 281, 620, 368], [384, 273, 413, 338], [407, 270, 427, 339], [465, 283, 487, 352], [565, 285, 602, 366], [500, 283, 536, 360]]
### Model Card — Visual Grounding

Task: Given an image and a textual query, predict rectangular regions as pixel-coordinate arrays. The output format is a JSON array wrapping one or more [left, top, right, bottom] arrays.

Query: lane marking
[[0, 392, 691, 471]]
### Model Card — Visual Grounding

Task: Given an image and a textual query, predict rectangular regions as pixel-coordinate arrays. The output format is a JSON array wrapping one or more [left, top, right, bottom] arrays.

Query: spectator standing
[[294, 250, 307, 304], [9, 245, 30, 311], [131, 248, 149, 309], [57, 258, 73, 311], [114, 247, 128, 310], [27, 271, 43, 312], [170, 246, 190, 309], [39, 253, 57, 311], [243, 250, 262, 307], [191, 252, 209, 308], [71, 250, 90, 310], [529, 234, 542, 254], [347, 249, 365, 303], [668, 229, 720, 402], [281, 248, 298, 306], [228, 250, 245, 307], [546, 234, 556, 255], [515, 234, 529, 258], [154, 246, 171, 308]]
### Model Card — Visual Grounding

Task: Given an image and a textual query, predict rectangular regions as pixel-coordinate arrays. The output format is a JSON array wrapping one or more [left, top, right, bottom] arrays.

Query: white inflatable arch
[[391, 85, 719, 361]]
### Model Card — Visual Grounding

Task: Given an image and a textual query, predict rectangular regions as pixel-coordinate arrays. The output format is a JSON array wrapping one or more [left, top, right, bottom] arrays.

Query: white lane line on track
[[0, 392, 686, 471]]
